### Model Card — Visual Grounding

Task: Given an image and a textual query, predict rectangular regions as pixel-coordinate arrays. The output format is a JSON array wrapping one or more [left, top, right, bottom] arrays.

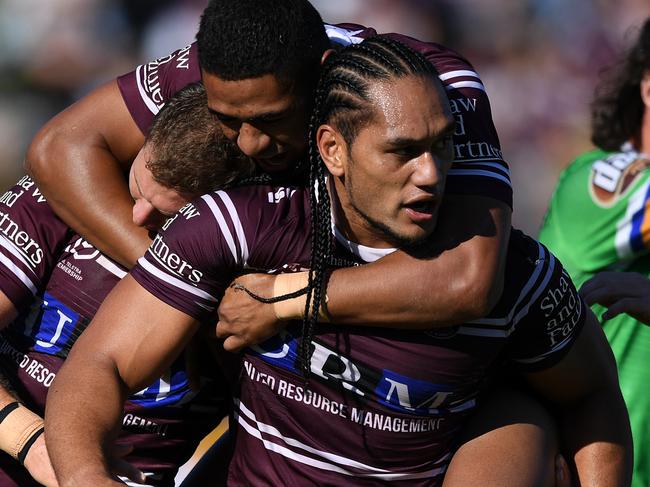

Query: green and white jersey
[[540, 144, 650, 487], [540, 145, 650, 287]]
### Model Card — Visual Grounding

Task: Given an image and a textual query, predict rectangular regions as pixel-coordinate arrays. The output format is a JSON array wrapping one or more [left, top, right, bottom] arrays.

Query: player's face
[[129, 146, 195, 231], [202, 71, 310, 173], [328, 75, 455, 248]]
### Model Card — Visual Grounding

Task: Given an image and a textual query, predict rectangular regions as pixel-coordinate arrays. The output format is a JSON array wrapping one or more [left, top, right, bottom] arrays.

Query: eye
[[432, 135, 453, 152]]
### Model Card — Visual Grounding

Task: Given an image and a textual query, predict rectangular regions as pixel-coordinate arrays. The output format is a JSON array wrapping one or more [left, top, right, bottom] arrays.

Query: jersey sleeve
[[130, 195, 242, 322], [327, 24, 512, 208], [504, 239, 587, 372], [0, 176, 72, 310], [117, 43, 201, 135]]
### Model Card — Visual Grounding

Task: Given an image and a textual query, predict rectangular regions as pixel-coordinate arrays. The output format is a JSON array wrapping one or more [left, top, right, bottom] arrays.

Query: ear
[[320, 48, 336, 66], [317, 124, 346, 177], [642, 71, 650, 108]]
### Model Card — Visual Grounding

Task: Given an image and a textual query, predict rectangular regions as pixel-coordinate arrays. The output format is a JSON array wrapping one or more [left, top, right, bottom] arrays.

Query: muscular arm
[[525, 312, 633, 486], [326, 195, 509, 325], [25, 80, 149, 268], [45, 275, 200, 486], [218, 195, 509, 350]]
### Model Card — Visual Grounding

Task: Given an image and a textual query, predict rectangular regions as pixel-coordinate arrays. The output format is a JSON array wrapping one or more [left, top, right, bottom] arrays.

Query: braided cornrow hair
[[297, 35, 442, 377]]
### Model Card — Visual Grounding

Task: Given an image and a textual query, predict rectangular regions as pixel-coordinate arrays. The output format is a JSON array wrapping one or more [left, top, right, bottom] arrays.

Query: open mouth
[[403, 197, 439, 222]]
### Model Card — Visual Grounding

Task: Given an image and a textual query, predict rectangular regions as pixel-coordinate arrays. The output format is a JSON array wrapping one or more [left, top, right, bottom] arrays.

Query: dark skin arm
[[525, 312, 633, 486], [26, 81, 508, 329], [217, 195, 509, 351], [25, 80, 149, 269]]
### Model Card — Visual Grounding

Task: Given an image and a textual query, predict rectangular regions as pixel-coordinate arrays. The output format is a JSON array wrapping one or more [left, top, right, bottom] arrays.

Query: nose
[[132, 199, 164, 230], [236, 122, 273, 158], [412, 152, 442, 189]]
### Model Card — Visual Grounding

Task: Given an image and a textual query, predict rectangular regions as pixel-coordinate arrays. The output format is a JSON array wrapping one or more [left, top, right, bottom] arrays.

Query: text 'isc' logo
[[590, 152, 650, 207]]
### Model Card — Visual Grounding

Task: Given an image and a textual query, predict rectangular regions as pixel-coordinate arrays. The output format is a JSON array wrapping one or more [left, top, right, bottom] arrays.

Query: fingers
[[110, 457, 146, 485], [601, 298, 633, 322], [223, 335, 247, 353], [110, 443, 134, 458]]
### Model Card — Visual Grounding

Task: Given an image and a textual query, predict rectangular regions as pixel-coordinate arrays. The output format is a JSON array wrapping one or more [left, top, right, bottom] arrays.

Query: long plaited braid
[[297, 35, 442, 378]]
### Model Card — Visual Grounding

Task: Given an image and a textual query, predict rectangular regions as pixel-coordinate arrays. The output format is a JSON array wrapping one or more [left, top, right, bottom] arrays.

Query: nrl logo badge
[[589, 152, 650, 207]]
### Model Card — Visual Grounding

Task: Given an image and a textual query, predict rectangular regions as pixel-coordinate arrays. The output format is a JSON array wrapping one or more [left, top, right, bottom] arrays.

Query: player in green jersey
[[539, 18, 650, 487]]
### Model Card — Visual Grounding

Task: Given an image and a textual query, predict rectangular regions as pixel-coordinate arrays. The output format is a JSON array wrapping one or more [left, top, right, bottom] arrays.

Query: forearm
[[325, 197, 510, 327], [45, 353, 126, 486], [558, 389, 632, 486]]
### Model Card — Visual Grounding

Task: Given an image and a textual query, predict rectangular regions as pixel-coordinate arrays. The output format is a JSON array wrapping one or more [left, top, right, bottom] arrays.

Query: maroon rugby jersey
[[0, 177, 226, 487], [131, 185, 585, 486], [117, 23, 512, 208]]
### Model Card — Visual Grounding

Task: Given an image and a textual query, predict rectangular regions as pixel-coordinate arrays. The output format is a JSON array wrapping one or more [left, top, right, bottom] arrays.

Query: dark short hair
[[145, 83, 254, 194], [196, 0, 330, 88], [591, 19, 650, 151]]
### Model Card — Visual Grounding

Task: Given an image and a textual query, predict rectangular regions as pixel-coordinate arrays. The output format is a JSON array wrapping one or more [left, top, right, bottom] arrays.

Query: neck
[[640, 110, 650, 155], [327, 176, 395, 249]]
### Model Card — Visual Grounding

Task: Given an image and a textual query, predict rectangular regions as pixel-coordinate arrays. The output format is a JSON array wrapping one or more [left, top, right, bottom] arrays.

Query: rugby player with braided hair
[[27, 0, 511, 338], [46, 36, 630, 486]]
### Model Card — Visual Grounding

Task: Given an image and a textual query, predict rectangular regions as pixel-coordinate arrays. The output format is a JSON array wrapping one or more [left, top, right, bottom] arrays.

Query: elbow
[[23, 127, 55, 180], [453, 270, 504, 320]]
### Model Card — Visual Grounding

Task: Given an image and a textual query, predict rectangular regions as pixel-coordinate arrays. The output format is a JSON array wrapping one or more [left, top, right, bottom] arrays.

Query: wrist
[[0, 402, 44, 463], [272, 272, 330, 321]]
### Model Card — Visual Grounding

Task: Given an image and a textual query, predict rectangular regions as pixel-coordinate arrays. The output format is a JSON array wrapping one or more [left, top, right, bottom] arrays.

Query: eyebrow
[[386, 121, 456, 146], [208, 107, 293, 124]]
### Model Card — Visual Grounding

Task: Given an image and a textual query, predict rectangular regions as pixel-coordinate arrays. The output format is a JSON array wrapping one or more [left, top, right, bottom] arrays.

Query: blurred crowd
[[1, 0, 649, 235]]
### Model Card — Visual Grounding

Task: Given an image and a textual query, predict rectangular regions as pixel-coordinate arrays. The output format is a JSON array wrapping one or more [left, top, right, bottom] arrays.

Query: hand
[[23, 433, 58, 487], [579, 271, 650, 324], [108, 444, 146, 485], [217, 274, 287, 352]]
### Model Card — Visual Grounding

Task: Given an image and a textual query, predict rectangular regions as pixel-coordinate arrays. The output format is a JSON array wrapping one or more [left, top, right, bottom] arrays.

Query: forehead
[[202, 72, 304, 118], [134, 149, 192, 214], [364, 76, 453, 138]]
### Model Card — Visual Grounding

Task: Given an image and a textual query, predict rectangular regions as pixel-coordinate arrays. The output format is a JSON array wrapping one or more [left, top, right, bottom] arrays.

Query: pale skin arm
[[524, 312, 633, 486], [45, 276, 200, 487], [25, 80, 149, 269], [579, 271, 650, 324], [217, 195, 510, 351], [0, 292, 58, 486]]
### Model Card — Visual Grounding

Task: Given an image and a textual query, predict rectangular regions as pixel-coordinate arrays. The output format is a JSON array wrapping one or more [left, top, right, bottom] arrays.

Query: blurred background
[[1, 0, 649, 237]]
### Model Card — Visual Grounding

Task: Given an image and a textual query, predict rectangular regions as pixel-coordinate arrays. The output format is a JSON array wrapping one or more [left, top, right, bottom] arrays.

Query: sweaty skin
[[25, 72, 509, 328]]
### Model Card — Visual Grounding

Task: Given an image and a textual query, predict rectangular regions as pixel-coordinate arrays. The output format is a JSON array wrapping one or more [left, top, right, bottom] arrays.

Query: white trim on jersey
[[137, 257, 217, 304], [0, 234, 39, 275], [0, 251, 37, 295], [201, 194, 240, 264], [216, 191, 250, 266], [459, 242, 554, 336], [324, 24, 364, 46], [447, 168, 512, 186], [96, 255, 127, 279], [235, 398, 447, 480], [439, 69, 481, 82], [615, 180, 650, 259], [135, 65, 161, 116], [445, 80, 486, 92]]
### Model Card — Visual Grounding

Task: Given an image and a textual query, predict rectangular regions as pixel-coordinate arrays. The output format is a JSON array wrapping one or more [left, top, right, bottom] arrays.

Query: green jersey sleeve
[[539, 147, 650, 287]]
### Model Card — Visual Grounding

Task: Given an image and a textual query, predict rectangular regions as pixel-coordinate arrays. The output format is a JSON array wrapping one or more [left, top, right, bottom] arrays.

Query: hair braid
[[293, 35, 443, 379]]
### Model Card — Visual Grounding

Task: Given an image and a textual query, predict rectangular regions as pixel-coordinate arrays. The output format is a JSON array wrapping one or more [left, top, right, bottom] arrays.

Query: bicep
[[69, 274, 200, 393]]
